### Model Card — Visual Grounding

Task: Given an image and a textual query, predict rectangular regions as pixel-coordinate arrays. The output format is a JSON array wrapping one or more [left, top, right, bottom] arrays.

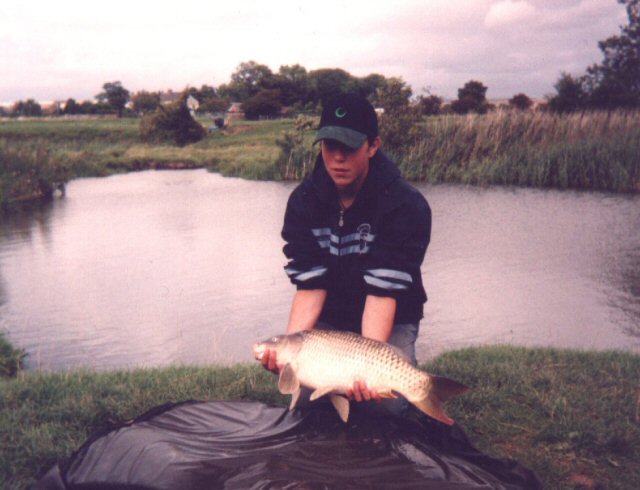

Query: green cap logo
[[335, 107, 347, 118]]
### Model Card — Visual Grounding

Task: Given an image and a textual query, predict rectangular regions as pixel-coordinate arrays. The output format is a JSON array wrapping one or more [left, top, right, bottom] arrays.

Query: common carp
[[253, 329, 469, 425]]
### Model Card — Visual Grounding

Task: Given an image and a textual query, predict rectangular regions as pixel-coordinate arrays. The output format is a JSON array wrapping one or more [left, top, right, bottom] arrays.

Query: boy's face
[[321, 137, 380, 194]]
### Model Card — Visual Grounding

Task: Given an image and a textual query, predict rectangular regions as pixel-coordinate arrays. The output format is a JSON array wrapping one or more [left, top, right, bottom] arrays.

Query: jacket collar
[[309, 149, 401, 205]]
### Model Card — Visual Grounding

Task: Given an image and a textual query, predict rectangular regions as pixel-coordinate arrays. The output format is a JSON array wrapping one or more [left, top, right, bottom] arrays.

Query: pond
[[1, 169, 639, 370]]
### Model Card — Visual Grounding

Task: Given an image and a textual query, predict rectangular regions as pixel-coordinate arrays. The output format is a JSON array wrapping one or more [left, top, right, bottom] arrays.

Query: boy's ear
[[367, 136, 382, 158]]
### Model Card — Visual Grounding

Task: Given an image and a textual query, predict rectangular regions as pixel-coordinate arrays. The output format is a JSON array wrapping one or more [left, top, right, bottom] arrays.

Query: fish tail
[[412, 375, 470, 426]]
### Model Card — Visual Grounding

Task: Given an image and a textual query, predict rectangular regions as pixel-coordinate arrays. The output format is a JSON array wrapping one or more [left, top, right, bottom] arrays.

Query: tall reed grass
[[400, 110, 640, 192], [0, 142, 70, 204]]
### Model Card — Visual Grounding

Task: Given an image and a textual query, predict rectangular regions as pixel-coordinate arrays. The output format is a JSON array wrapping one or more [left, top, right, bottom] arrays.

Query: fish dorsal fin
[[278, 364, 300, 395], [329, 395, 350, 423], [309, 386, 340, 402]]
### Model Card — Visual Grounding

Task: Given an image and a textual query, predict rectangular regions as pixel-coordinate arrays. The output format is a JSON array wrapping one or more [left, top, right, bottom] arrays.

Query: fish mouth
[[253, 343, 266, 361]]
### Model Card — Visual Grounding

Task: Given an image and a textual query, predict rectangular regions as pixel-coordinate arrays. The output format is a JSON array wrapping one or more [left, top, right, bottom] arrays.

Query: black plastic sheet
[[32, 400, 542, 489]]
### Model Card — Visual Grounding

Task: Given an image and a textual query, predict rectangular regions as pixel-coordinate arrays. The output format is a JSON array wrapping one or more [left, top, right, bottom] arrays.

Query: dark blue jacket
[[282, 150, 431, 329]]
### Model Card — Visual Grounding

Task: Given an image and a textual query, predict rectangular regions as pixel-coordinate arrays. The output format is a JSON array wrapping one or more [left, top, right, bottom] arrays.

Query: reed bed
[[1, 112, 639, 205], [400, 110, 640, 192]]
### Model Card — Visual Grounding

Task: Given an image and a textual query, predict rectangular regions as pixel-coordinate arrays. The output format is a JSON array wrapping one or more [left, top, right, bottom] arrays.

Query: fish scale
[[253, 330, 469, 425], [297, 330, 422, 395]]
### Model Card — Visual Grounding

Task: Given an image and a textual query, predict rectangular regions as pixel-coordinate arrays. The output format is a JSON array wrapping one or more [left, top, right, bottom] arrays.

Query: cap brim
[[314, 126, 368, 149]]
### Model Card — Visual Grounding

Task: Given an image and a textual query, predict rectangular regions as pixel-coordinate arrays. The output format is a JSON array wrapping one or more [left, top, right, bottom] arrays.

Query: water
[[1, 169, 639, 370]]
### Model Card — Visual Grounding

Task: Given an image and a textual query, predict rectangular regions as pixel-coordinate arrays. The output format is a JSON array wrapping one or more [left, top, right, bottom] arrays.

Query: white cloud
[[0, 0, 630, 102], [484, 1, 536, 28]]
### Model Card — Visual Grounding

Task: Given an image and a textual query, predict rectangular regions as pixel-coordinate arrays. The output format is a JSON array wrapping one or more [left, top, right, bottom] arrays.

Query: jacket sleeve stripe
[[365, 268, 413, 283], [364, 275, 409, 290], [285, 265, 328, 282], [311, 227, 332, 237]]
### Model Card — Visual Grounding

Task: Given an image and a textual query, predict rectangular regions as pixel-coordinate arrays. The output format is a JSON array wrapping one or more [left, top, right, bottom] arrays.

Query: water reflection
[[0, 170, 639, 371]]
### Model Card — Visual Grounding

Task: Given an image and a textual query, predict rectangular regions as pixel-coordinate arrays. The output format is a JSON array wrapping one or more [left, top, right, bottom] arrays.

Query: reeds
[[0, 142, 70, 204], [400, 110, 640, 192]]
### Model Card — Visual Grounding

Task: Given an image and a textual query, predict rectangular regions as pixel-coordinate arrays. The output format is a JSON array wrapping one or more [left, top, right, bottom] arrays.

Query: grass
[[1, 346, 638, 489], [400, 110, 640, 192], [0, 118, 290, 204], [2, 110, 639, 205], [0, 332, 26, 378], [432, 347, 640, 489]]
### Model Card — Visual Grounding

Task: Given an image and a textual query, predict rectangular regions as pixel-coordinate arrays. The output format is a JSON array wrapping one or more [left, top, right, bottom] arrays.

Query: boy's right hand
[[260, 349, 280, 374]]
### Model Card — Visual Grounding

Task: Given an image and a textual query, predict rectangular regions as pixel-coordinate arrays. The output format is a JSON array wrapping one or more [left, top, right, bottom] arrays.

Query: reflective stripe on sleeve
[[364, 268, 412, 291]]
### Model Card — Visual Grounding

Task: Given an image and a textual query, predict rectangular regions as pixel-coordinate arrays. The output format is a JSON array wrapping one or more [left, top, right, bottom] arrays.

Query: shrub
[[376, 78, 422, 156], [242, 90, 283, 120], [0, 143, 69, 204], [139, 101, 207, 146], [275, 115, 316, 179], [0, 332, 26, 377]]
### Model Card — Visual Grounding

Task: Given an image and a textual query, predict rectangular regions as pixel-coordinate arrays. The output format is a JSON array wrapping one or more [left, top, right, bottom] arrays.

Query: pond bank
[[1, 346, 638, 489], [2, 112, 639, 207]]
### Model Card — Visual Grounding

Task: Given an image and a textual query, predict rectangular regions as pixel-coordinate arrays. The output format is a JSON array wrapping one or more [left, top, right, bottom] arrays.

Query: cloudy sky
[[0, 0, 628, 104]]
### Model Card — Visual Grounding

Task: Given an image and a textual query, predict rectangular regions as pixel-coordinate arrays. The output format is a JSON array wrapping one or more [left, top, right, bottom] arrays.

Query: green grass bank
[[0, 118, 290, 204], [2, 110, 639, 206], [1, 347, 638, 489]]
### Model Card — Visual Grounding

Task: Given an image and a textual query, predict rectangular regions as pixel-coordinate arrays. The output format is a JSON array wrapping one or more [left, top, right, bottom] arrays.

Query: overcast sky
[[0, 0, 628, 104]]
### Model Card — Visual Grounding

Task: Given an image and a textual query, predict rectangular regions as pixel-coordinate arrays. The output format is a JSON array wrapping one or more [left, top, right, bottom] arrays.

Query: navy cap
[[314, 93, 378, 149]]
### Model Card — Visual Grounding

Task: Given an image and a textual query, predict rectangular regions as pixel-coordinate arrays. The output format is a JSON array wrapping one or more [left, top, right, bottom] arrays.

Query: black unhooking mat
[[32, 400, 542, 490]]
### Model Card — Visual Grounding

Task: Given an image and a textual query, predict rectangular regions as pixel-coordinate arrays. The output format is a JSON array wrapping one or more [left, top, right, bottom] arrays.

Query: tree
[[11, 99, 42, 117], [308, 68, 356, 105], [547, 72, 587, 113], [241, 89, 282, 120], [509, 93, 533, 111], [220, 61, 275, 101], [97, 81, 130, 117], [376, 78, 422, 154], [352, 73, 388, 103], [79, 100, 99, 114], [275, 64, 311, 106], [418, 94, 443, 116], [131, 91, 161, 115], [450, 80, 489, 114], [199, 97, 229, 114], [63, 98, 81, 115], [549, 0, 639, 110], [585, 0, 640, 109]]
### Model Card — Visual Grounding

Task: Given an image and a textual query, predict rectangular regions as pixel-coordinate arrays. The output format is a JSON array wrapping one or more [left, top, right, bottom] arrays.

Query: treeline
[[4, 0, 638, 122], [5, 0, 638, 121], [547, 0, 639, 112]]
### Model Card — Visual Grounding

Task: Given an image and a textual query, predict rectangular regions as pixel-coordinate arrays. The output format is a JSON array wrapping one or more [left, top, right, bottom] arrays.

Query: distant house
[[226, 102, 244, 119]]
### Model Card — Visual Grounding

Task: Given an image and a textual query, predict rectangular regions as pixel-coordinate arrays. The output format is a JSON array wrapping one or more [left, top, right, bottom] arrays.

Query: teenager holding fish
[[261, 92, 431, 413]]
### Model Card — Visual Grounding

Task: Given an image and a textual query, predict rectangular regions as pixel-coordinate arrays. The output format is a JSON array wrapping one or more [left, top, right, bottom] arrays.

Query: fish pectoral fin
[[289, 388, 302, 411], [412, 375, 470, 426], [278, 364, 300, 395], [412, 396, 454, 426], [329, 395, 350, 423], [309, 386, 341, 402]]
